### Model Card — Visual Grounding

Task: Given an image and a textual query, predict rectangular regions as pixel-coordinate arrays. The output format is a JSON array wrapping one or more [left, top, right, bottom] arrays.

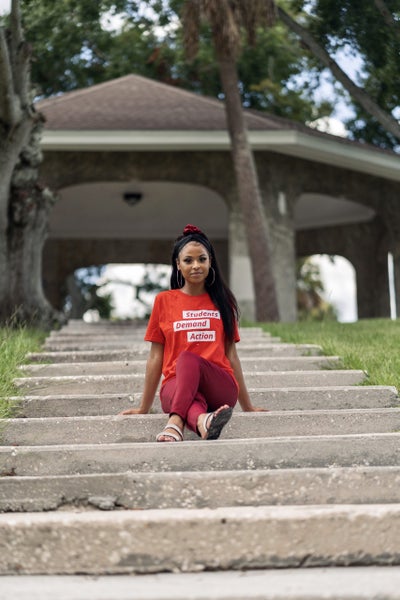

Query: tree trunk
[[0, 122, 62, 328], [0, 120, 32, 312], [0, 0, 62, 328], [217, 56, 280, 321]]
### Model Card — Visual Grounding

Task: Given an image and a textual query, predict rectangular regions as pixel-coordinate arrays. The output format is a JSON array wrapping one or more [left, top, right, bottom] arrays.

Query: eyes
[[182, 255, 209, 264]]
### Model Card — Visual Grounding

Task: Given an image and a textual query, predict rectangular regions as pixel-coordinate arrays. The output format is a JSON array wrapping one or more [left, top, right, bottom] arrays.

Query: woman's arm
[[120, 342, 164, 415], [226, 342, 267, 412]]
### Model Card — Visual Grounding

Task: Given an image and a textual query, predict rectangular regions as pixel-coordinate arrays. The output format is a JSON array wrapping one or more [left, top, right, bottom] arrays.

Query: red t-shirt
[[144, 289, 240, 388]]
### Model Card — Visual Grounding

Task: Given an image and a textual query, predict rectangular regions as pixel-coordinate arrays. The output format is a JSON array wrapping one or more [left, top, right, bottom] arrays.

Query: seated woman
[[120, 224, 264, 441]]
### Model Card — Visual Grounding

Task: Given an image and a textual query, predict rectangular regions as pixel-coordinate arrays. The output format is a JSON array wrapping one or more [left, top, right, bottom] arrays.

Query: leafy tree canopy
[[19, 0, 331, 123], [11, 1, 400, 145], [286, 0, 400, 147]]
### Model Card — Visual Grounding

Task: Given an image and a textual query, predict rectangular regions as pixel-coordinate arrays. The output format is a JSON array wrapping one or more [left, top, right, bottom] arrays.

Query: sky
[[0, 0, 9, 14]]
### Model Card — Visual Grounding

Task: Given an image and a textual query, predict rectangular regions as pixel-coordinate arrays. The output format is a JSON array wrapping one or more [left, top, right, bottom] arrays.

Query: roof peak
[[38, 73, 226, 112], [37, 73, 287, 133]]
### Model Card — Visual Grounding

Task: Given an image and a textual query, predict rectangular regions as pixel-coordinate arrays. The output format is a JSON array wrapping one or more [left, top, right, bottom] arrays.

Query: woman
[[121, 224, 264, 441]]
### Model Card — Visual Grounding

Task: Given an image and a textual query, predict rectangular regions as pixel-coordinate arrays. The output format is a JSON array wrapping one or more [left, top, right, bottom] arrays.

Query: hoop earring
[[208, 267, 216, 286], [176, 270, 184, 288]]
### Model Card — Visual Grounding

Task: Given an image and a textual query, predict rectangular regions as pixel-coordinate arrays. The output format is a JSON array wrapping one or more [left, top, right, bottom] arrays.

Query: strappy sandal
[[156, 423, 184, 442], [203, 406, 233, 440]]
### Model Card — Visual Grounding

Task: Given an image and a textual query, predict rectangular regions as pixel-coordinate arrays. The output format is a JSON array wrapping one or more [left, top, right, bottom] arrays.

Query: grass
[[0, 326, 46, 418], [261, 318, 400, 391]]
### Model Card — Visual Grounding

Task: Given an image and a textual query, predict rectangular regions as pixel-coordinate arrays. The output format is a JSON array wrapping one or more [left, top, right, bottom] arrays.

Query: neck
[[180, 283, 206, 296]]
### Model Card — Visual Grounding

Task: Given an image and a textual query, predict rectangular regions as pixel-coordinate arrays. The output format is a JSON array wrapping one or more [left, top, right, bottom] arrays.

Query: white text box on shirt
[[187, 330, 216, 342], [182, 310, 220, 320], [173, 319, 210, 331]]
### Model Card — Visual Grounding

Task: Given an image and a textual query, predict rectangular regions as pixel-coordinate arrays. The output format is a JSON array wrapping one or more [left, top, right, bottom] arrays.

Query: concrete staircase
[[1, 320, 400, 599]]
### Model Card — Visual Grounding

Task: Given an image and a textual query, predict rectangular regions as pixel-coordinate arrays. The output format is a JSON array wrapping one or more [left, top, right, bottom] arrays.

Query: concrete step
[[13, 370, 367, 396], [43, 336, 157, 346], [3, 567, 400, 600], [26, 343, 323, 363], [1, 434, 400, 477], [1, 504, 400, 574], [48, 328, 273, 337], [47, 327, 272, 340], [1, 466, 400, 513], [46, 329, 273, 341], [2, 409, 400, 446], [55, 324, 267, 335], [8, 386, 398, 418], [19, 355, 341, 377], [48, 329, 148, 338], [42, 339, 282, 351]]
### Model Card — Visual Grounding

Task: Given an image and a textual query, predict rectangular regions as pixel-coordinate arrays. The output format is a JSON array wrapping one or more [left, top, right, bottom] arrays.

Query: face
[[177, 242, 211, 286]]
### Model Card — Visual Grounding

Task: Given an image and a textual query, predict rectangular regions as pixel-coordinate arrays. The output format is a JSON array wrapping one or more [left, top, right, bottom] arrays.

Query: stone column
[[228, 204, 256, 322], [353, 249, 390, 319], [264, 190, 297, 322], [228, 190, 297, 323]]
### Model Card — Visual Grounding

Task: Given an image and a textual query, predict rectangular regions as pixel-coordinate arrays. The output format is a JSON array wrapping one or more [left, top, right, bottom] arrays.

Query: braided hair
[[170, 224, 239, 344]]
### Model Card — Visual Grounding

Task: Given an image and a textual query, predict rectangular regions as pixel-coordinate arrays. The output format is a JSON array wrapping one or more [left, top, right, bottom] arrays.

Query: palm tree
[[182, 0, 280, 322]]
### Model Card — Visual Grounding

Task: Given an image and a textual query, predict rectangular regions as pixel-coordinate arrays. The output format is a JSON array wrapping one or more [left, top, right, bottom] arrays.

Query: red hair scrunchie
[[183, 224, 203, 235]]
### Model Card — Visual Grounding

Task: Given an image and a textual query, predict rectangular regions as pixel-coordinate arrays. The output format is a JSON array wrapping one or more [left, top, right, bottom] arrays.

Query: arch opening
[[306, 254, 357, 322]]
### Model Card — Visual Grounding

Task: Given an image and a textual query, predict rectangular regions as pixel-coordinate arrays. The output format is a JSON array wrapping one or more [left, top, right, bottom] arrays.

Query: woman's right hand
[[119, 407, 148, 415], [119, 342, 163, 416]]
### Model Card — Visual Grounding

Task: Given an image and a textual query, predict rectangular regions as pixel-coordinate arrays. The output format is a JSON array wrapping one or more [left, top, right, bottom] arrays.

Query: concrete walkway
[[1, 320, 400, 598]]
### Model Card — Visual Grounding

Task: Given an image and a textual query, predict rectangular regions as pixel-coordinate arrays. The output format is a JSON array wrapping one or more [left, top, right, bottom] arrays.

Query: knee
[[177, 351, 200, 368]]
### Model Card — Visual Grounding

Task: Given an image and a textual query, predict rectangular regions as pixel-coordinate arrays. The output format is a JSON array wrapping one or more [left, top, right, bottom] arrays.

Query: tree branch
[[277, 5, 400, 141], [10, 0, 30, 108], [10, 0, 24, 48], [13, 40, 31, 108], [0, 0, 29, 127], [373, 0, 400, 40], [0, 26, 21, 126]]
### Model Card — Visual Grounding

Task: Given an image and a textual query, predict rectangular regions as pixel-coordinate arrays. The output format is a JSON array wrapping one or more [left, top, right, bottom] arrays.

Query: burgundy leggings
[[159, 351, 238, 434]]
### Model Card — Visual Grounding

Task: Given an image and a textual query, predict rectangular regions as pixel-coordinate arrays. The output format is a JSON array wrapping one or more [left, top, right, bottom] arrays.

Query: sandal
[[203, 406, 233, 440], [156, 423, 184, 442]]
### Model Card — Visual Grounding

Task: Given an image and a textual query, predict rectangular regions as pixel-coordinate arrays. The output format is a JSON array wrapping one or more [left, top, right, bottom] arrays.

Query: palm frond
[[238, 0, 278, 46], [182, 0, 277, 60], [203, 0, 241, 58]]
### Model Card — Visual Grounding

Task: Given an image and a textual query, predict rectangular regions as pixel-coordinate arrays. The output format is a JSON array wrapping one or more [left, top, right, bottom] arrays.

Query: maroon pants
[[159, 351, 238, 434]]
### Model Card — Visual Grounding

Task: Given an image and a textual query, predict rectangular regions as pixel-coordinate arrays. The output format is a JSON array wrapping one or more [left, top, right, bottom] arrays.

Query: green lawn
[[262, 319, 400, 391], [0, 326, 46, 418]]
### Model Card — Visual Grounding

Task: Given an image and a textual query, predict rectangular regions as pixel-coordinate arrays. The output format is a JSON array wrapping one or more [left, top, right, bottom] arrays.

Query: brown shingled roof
[[36, 73, 400, 160], [37, 73, 294, 132]]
